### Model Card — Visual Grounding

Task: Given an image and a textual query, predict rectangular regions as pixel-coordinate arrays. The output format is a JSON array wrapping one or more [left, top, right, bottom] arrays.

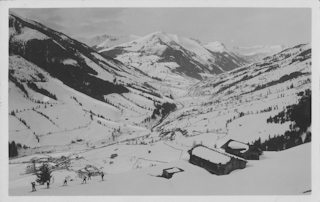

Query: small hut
[[110, 154, 118, 159], [85, 165, 100, 176], [25, 164, 37, 174], [25, 162, 56, 174], [221, 139, 262, 160], [77, 169, 87, 178], [60, 156, 67, 160], [188, 145, 247, 175], [161, 167, 184, 179]]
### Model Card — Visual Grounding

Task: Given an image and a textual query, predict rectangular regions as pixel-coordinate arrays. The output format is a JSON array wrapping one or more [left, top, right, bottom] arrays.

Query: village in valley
[[6, 6, 313, 196]]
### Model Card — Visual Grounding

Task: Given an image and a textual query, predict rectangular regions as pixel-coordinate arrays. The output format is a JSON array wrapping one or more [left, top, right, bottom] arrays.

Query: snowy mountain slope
[[10, 13, 128, 101], [75, 36, 106, 47], [95, 35, 140, 50], [203, 41, 248, 71], [9, 12, 176, 102], [99, 32, 248, 80], [9, 54, 163, 149], [232, 45, 287, 63], [93, 35, 139, 51], [152, 43, 311, 147], [76, 34, 140, 51], [190, 43, 310, 98], [203, 41, 228, 53], [8, 13, 179, 150]]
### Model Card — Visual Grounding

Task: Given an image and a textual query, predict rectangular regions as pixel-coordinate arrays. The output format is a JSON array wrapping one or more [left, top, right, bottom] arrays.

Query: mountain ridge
[[99, 31, 249, 80], [76, 34, 141, 51], [78, 31, 288, 77], [231, 44, 288, 62]]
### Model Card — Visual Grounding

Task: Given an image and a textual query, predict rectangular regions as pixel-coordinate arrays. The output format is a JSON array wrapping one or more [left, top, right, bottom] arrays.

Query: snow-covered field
[[8, 143, 311, 195]]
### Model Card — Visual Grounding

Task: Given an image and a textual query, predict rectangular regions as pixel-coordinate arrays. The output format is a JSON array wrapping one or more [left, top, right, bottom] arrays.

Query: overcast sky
[[11, 8, 311, 47]]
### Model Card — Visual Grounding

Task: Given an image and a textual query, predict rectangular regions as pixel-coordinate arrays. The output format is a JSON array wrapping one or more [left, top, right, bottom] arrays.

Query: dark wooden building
[[188, 145, 247, 175], [221, 139, 262, 160], [110, 153, 118, 159], [161, 167, 184, 179]]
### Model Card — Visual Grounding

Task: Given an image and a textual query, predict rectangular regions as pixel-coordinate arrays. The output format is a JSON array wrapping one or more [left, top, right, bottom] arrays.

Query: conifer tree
[[36, 163, 52, 184], [9, 141, 18, 157]]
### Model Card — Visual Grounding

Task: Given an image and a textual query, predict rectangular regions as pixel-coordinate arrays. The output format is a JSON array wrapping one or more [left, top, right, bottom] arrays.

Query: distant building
[[77, 165, 101, 178], [25, 164, 37, 174], [25, 162, 56, 174], [48, 162, 57, 169], [60, 156, 67, 160], [77, 169, 87, 178], [188, 145, 247, 175], [37, 157, 50, 163], [221, 139, 262, 160]]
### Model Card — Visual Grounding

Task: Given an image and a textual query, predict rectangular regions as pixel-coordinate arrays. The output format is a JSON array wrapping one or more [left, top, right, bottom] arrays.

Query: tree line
[[151, 102, 177, 119], [252, 89, 311, 151], [9, 141, 28, 158]]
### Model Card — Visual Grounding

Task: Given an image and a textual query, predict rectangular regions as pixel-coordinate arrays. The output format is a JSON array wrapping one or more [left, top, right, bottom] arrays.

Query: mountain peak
[[190, 38, 202, 44], [151, 31, 168, 36], [76, 34, 141, 49], [203, 41, 227, 53], [99, 31, 248, 79], [205, 41, 226, 48]]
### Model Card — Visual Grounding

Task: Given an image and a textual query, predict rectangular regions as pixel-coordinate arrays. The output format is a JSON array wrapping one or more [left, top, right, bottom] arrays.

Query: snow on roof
[[228, 141, 249, 153], [48, 162, 56, 166], [192, 146, 231, 164], [35, 163, 43, 168], [164, 167, 181, 173]]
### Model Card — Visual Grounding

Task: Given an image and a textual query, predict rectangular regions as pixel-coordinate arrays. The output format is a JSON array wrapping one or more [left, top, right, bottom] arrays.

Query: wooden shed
[[188, 145, 247, 175], [221, 139, 262, 160], [161, 167, 184, 179], [110, 153, 118, 159]]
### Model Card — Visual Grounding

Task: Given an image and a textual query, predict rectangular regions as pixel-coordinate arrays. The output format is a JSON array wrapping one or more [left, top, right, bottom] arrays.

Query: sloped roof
[[191, 145, 231, 164], [48, 162, 56, 167], [221, 139, 262, 155], [228, 141, 249, 153], [221, 139, 248, 149], [164, 167, 183, 174]]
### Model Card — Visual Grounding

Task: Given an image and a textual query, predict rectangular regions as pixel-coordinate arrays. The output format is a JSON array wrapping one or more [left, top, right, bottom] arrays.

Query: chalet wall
[[189, 155, 220, 174], [225, 147, 260, 160], [224, 158, 246, 174], [189, 152, 246, 175]]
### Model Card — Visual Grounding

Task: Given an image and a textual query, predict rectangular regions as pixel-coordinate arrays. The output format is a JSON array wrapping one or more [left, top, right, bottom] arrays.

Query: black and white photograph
[[1, 0, 319, 200]]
